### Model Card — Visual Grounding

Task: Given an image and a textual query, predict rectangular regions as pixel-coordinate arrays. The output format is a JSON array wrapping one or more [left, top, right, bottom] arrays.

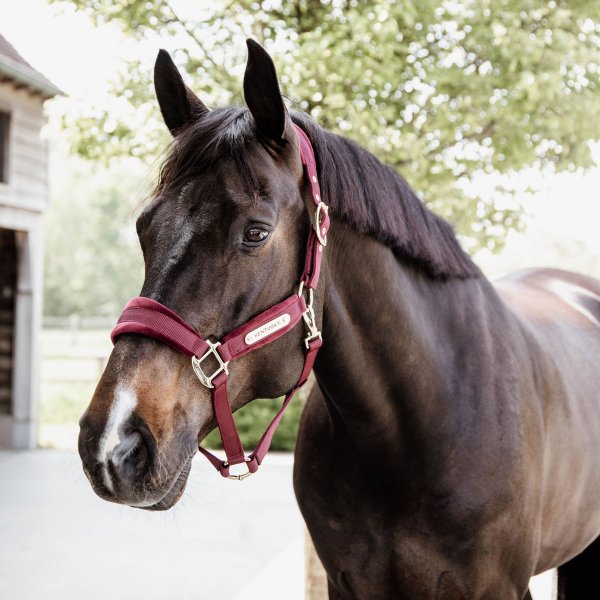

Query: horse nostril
[[110, 431, 149, 479]]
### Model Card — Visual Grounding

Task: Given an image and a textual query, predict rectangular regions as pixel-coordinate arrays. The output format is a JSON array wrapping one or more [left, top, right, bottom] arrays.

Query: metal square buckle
[[191, 340, 229, 389]]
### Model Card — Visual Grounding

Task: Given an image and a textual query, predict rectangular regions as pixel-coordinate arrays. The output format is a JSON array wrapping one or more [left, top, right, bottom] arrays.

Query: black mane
[[153, 107, 481, 280], [290, 112, 480, 280]]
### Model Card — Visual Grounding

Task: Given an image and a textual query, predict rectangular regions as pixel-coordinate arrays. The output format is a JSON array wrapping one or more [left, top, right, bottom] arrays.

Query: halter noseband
[[110, 124, 330, 480]]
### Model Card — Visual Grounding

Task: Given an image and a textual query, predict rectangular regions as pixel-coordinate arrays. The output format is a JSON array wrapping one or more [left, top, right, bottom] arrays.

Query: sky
[[1, 0, 128, 97], [1, 0, 599, 279]]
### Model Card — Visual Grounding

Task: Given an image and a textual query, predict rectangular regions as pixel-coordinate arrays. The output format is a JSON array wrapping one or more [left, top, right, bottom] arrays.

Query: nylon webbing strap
[[111, 123, 327, 479], [293, 124, 330, 290]]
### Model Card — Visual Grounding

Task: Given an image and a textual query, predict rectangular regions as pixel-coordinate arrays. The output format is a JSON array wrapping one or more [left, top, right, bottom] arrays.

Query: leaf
[[51, 0, 600, 252]]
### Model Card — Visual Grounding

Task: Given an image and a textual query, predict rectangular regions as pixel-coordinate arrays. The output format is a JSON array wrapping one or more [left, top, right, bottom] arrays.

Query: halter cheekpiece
[[111, 124, 330, 479]]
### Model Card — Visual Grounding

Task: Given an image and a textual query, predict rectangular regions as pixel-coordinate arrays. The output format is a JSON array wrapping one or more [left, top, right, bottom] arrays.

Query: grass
[[40, 328, 109, 433], [40, 381, 97, 425]]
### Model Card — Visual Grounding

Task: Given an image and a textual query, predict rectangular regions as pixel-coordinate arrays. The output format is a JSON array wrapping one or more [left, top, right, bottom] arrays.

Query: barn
[[0, 33, 60, 448]]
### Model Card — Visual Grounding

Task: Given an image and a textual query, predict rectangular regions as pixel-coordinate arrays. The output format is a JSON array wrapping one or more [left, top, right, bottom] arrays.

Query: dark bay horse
[[78, 40, 600, 599]]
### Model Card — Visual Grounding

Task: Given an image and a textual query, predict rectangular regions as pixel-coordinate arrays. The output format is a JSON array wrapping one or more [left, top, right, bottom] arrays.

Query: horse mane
[[290, 112, 481, 280], [152, 107, 481, 280]]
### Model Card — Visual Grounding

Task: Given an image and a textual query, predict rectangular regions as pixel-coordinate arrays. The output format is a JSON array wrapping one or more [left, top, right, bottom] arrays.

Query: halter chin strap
[[111, 123, 330, 479]]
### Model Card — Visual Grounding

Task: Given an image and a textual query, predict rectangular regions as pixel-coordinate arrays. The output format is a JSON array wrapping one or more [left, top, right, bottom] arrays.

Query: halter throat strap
[[111, 123, 329, 479]]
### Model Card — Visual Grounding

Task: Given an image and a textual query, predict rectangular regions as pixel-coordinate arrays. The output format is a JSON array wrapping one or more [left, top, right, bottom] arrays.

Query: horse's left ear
[[243, 39, 287, 142]]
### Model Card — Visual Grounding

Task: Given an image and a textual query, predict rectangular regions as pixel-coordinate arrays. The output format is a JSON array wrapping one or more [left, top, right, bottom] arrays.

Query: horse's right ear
[[154, 49, 209, 136]]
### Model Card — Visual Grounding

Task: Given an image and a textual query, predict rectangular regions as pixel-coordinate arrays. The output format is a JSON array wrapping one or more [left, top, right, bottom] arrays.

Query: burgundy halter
[[111, 124, 330, 480]]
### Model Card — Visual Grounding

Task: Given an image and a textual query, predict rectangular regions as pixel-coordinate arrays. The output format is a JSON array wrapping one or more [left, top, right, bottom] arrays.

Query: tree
[[52, 0, 600, 251], [44, 156, 145, 316]]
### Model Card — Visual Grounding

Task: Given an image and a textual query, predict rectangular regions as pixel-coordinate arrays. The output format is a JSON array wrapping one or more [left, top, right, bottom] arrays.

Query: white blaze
[[97, 386, 138, 490]]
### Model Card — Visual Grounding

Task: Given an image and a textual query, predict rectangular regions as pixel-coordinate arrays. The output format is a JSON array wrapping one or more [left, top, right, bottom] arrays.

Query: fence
[[40, 315, 306, 452], [43, 314, 116, 331]]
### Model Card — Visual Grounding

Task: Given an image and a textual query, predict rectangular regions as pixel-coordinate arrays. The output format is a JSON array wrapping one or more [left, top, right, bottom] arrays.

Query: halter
[[111, 124, 330, 480]]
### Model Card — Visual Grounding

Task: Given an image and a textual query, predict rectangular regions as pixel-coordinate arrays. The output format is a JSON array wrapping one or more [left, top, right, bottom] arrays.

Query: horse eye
[[243, 227, 270, 245]]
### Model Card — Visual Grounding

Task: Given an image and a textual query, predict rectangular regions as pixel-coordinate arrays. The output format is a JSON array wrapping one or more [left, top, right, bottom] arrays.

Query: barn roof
[[0, 32, 62, 99]]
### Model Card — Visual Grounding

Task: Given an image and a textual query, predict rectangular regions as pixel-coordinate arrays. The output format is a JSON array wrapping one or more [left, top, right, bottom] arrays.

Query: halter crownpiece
[[111, 123, 330, 479]]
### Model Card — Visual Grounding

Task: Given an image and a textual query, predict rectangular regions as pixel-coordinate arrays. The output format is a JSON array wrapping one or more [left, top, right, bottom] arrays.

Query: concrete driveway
[[0, 449, 556, 599], [0, 450, 304, 600]]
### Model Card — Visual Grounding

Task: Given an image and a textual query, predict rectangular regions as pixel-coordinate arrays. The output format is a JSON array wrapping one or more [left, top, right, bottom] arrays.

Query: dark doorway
[[0, 228, 17, 415], [0, 112, 9, 183]]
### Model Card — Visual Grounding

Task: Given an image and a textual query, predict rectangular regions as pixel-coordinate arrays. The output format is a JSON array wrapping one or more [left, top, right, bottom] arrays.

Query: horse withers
[[78, 41, 600, 599]]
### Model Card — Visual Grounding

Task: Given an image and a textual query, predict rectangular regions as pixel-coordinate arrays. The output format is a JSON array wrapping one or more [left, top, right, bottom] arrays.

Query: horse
[[78, 40, 600, 599]]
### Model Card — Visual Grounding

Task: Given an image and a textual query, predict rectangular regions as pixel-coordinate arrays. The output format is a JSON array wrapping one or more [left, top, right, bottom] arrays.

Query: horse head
[[78, 41, 323, 509]]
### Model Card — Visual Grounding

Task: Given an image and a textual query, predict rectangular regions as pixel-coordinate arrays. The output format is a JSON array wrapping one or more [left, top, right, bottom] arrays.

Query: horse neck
[[314, 222, 495, 468]]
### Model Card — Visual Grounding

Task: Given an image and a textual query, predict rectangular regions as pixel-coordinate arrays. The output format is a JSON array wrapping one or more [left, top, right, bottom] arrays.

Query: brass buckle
[[314, 201, 329, 246], [225, 458, 254, 481], [191, 340, 229, 389]]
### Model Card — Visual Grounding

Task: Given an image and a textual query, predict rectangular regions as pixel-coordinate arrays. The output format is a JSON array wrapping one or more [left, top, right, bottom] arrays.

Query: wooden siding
[[0, 44, 53, 447], [0, 111, 7, 183], [0, 227, 16, 415], [0, 82, 48, 213]]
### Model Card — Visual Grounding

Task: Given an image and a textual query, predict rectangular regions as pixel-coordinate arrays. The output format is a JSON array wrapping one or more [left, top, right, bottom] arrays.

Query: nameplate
[[244, 314, 291, 345]]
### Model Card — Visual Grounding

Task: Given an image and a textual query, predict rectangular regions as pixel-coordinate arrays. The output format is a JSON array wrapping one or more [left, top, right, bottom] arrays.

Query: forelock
[[151, 107, 258, 200]]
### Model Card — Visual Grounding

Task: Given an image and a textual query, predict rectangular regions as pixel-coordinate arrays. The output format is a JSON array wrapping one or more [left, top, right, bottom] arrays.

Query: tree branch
[[163, 2, 221, 72]]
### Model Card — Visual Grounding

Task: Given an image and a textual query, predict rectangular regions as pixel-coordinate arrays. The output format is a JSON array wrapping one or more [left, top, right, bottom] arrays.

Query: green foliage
[[51, 0, 600, 251], [44, 157, 145, 316], [41, 381, 97, 424], [204, 387, 308, 452]]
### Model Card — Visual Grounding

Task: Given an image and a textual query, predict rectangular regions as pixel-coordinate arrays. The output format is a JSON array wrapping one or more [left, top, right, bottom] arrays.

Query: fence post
[[68, 313, 80, 345], [305, 528, 328, 600]]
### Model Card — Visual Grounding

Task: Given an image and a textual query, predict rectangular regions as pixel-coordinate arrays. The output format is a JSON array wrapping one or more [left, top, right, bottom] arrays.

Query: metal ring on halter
[[314, 202, 329, 246], [224, 457, 254, 480]]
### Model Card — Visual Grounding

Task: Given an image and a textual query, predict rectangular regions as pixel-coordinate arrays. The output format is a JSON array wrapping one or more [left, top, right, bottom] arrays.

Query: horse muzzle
[[78, 409, 179, 508]]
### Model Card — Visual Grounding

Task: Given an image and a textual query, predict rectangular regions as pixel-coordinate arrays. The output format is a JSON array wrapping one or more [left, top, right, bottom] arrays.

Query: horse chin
[[140, 454, 194, 512]]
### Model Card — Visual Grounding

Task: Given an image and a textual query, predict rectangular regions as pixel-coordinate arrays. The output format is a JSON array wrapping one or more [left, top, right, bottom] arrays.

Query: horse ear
[[243, 39, 286, 142], [154, 49, 209, 136]]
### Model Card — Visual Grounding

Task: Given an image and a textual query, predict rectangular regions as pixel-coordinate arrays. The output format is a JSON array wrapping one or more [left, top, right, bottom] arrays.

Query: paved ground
[[0, 450, 304, 600], [0, 449, 555, 599]]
